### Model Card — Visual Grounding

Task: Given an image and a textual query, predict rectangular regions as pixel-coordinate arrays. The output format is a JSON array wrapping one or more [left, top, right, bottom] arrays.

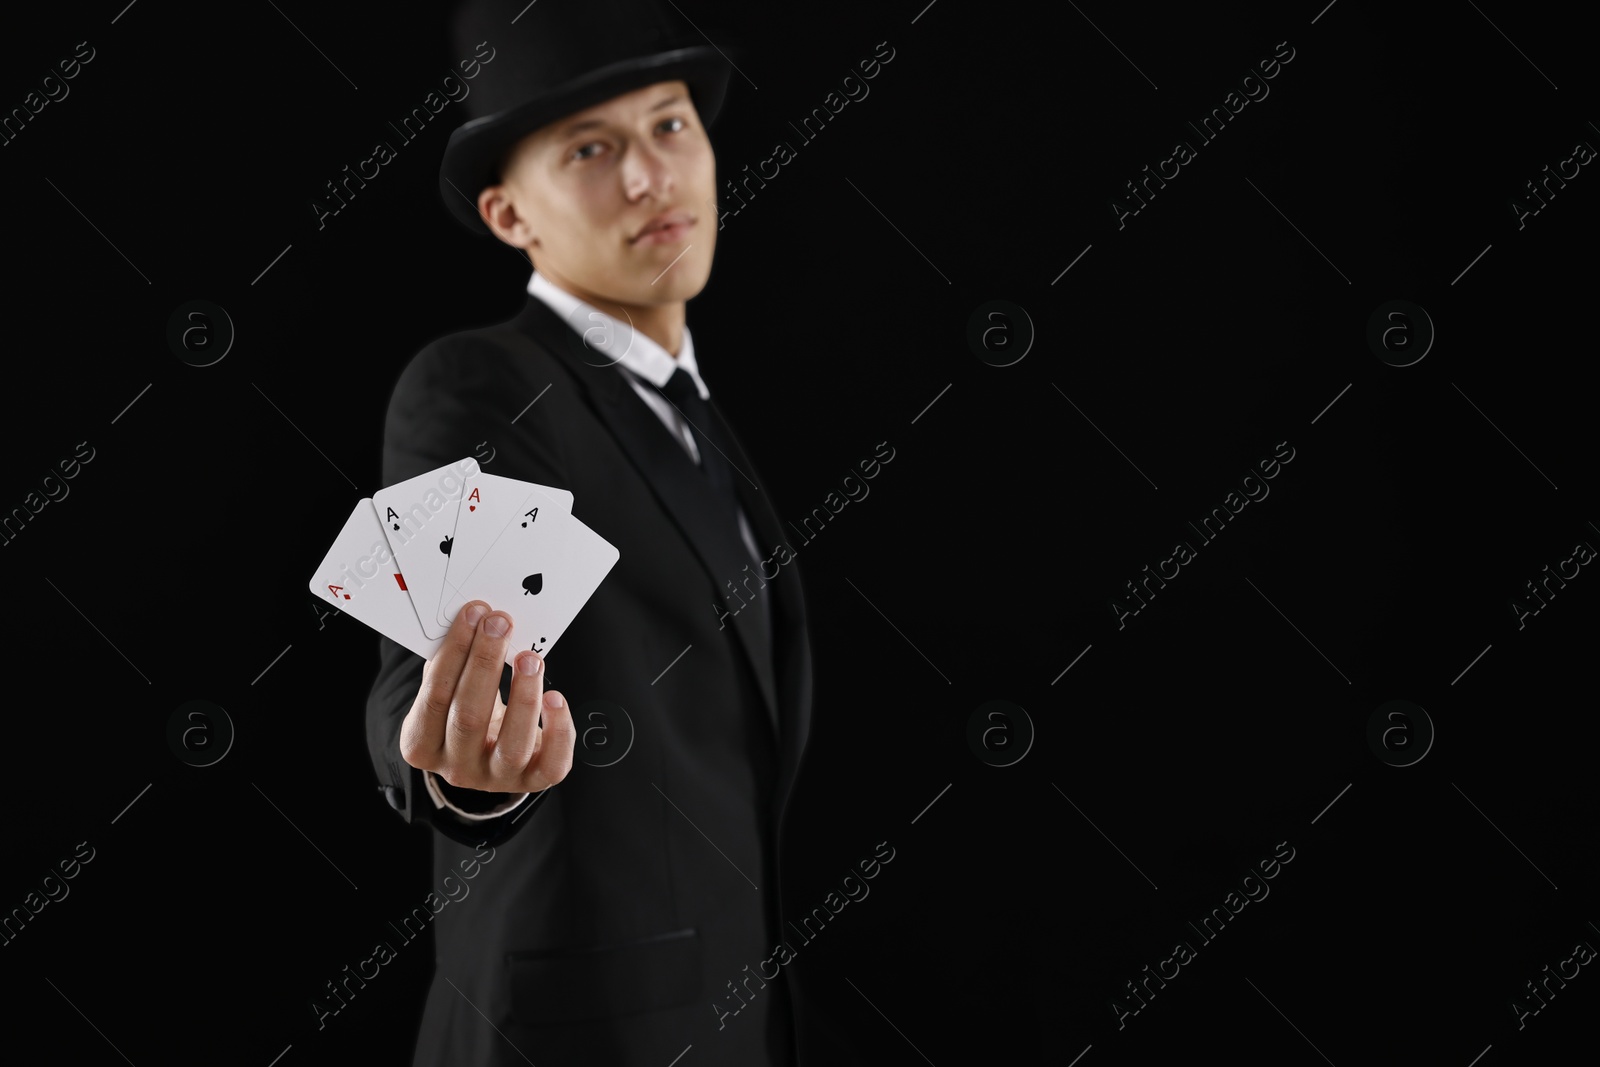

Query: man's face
[[483, 79, 716, 309]]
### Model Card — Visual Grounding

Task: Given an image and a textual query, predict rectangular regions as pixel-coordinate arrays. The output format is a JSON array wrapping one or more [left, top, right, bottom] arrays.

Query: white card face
[[436, 471, 573, 630], [439, 508, 619, 667], [372, 457, 481, 639], [309, 500, 443, 662]]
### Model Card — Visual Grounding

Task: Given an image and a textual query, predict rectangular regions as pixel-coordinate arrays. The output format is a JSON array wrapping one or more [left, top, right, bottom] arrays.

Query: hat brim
[[439, 45, 733, 235]]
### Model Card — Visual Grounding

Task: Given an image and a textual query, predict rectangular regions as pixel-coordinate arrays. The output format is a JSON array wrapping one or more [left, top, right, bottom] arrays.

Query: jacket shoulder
[[395, 317, 564, 396]]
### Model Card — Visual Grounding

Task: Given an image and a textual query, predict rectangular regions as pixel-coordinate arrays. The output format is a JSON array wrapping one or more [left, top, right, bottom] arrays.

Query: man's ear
[[478, 184, 536, 248]]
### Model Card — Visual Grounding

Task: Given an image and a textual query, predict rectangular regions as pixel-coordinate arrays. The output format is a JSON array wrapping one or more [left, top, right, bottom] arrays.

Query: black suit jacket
[[365, 293, 815, 1066]]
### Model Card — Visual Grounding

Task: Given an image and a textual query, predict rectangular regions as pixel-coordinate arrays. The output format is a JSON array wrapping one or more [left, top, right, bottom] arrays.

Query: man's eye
[[572, 119, 684, 161]]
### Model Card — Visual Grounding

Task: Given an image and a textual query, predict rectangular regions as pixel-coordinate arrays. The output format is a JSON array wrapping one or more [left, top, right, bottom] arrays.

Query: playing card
[[436, 470, 573, 631], [309, 499, 443, 661], [438, 503, 618, 666], [372, 457, 481, 639]]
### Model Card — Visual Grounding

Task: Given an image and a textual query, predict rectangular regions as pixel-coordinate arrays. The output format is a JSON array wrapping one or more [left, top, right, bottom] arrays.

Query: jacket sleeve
[[363, 330, 570, 846]]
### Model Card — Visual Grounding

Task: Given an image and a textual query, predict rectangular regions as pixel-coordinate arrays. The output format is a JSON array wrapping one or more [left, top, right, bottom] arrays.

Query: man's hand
[[398, 601, 575, 794]]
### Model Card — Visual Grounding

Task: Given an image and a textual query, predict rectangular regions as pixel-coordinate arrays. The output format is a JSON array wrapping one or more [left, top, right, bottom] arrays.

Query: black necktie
[[648, 367, 739, 513]]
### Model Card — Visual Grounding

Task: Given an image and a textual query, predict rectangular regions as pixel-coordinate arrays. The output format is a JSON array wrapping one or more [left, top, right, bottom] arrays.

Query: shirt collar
[[526, 270, 710, 400]]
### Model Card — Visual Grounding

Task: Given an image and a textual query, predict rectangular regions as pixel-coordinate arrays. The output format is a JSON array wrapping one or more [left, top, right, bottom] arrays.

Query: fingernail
[[545, 691, 564, 709], [463, 604, 488, 627], [516, 652, 539, 675], [485, 615, 510, 637]]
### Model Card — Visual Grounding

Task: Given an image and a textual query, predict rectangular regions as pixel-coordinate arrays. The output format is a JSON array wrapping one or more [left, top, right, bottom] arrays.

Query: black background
[[2, 1, 1595, 1064]]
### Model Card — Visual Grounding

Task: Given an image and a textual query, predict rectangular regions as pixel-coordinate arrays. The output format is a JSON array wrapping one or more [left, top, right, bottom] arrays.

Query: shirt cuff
[[423, 770, 530, 822]]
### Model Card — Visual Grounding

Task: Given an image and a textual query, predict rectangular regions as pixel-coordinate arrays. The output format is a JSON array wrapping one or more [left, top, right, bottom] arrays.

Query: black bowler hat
[[439, 0, 736, 235]]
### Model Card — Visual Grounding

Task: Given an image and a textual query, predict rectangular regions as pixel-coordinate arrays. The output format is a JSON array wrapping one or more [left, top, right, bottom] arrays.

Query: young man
[[364, 3, 816, 1065]]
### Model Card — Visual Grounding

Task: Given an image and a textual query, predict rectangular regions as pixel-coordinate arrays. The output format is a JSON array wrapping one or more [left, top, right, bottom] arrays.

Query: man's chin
[[616, 263, 713, 304]]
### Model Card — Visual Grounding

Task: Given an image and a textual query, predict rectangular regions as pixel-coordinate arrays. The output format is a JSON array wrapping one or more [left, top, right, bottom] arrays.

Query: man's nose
[[622, 139, 674, 201]]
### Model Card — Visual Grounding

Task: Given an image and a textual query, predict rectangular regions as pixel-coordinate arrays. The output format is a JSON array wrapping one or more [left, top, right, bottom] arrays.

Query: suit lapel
[[705, 394, 808, 757], [499, 297, 783, 737], [705, 393, 815, 850]]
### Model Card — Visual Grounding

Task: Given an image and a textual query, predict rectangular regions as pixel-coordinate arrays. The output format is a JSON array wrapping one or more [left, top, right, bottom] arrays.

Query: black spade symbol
[[439, 535, 453, 556], [522, 573, 543, 596]]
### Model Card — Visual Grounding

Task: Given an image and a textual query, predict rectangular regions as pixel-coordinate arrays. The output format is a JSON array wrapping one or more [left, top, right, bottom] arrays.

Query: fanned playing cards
[[309, 458, 618, 667]]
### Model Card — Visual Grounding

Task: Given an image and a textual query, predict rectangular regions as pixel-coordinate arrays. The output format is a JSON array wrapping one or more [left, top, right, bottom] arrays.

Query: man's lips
[[631, 212, 695, 245]]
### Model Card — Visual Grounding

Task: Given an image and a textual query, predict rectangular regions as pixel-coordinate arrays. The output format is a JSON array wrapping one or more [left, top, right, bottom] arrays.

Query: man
[[364, 2, 815, 1065]]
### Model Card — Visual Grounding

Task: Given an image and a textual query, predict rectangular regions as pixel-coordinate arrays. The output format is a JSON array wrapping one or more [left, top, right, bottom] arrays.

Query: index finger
[[399, 600, 490, 767]]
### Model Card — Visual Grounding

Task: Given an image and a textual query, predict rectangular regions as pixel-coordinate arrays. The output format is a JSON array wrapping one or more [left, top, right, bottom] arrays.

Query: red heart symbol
[[469, 505, 476, 511]]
